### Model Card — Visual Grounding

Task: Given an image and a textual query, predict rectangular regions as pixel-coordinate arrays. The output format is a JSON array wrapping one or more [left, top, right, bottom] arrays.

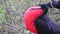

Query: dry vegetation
[[0, 0, 60, 34]]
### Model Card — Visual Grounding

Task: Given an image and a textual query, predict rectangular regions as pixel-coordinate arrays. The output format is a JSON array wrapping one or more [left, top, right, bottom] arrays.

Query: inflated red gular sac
[[24, 5, 48, 34], [24, 6, 44, 33]]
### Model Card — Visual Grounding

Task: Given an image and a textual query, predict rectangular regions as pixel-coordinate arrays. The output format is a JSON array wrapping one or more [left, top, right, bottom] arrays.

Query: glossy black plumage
[[47, 0, 60, 9], [34, 15, 60, 34], [34, 1, 60, 34], [39, 4, 48, 15]]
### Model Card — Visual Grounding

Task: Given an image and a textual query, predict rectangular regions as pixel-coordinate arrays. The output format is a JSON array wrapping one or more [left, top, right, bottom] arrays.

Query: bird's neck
[[38, 4, 48, 16]]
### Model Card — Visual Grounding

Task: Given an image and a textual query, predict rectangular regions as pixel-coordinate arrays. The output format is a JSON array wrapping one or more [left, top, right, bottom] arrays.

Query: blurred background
[[0, 0, 60, 34]]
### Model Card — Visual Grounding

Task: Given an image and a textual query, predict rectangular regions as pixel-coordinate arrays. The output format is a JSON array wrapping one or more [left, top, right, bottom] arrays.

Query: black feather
[[39, 4, 48, 15], [34, 15, 60, 34], [47, 0, 60, 9]]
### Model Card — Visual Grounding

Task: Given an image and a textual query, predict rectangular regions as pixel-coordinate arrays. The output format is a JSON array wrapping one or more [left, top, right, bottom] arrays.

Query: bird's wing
[[40, 15, 60, 33], [34, 17, 49, 34], [34, 15, 60, 34]]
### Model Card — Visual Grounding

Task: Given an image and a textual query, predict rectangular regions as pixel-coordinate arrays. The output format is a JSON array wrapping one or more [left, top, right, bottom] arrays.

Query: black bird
[[24, 0, 60, 34]]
